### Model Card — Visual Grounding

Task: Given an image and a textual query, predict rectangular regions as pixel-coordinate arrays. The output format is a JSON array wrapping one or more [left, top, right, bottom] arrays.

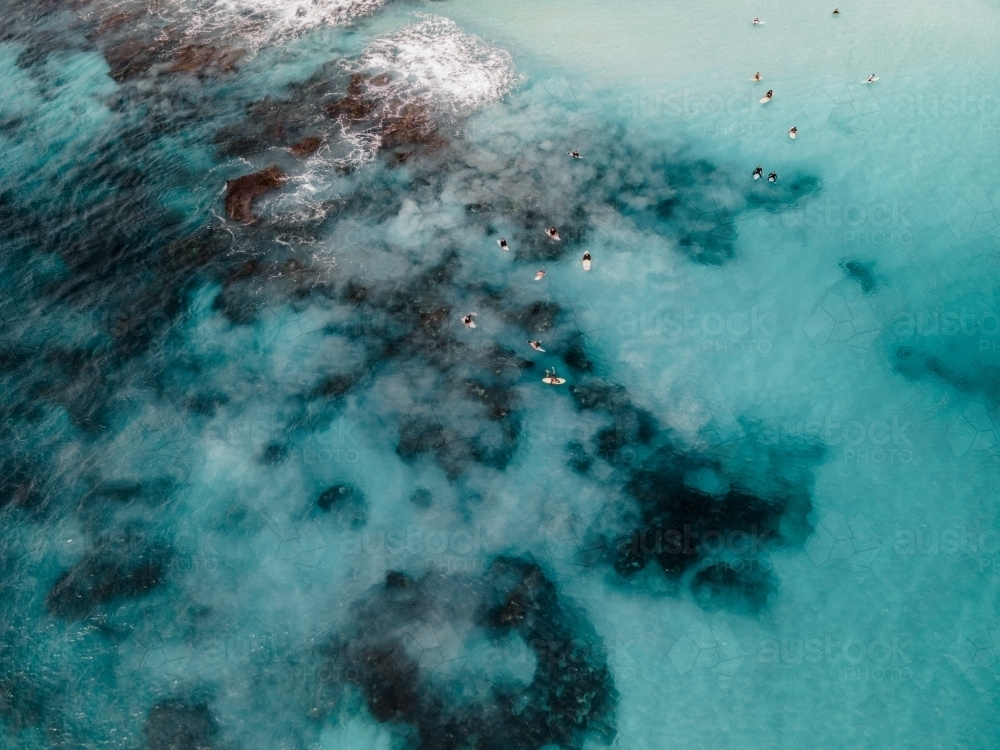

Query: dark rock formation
[[289, 136, 323, 157], [322, 558, 618, 750], [224, 166, 288, 223]]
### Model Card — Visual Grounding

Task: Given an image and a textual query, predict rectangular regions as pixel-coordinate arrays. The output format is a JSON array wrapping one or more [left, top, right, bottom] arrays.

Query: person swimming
[[534, 269, 546, 280], [461, 313, 477, 328], [760, 89, 773, 103], [752, 71, 762, 82], [568, 150, 582, 158], [582, 252, 592, 271], [529, 340, 545, 352], [753, 165, 763, 180], [497, 237, 509, 251], [546, 227, 561, 241], [866, 74, 879, 83], [789, 126, 797, 139], [767, 171, 777, 182]]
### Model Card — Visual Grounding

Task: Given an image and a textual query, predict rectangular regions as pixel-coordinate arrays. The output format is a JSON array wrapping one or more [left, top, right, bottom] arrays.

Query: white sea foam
[[98, 0, 385, 54], [194, 0, 386, 42], [293, 17, 520, 182], [349, 15, 521, 116]]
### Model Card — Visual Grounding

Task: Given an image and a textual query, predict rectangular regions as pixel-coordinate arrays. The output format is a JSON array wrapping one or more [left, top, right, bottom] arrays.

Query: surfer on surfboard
[[546, 227, 561, 241], [529, 340, 545, 352], [497, 238, 509, 251], [768, 171, 778, 182], [582, 252, 592, 271], [534, 269, 546, 280], [461, 313, 477, 328], [789, 126, 797, 139], [760, 89, 773, 103], [753, 165, 763, 180], [543, 368, 566, 385]]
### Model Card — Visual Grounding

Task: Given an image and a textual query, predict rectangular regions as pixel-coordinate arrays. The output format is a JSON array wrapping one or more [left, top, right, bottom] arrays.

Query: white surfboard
[[542, 376, 566, 385], [864, 76, 879, 84], [760, 94, 773, 104]]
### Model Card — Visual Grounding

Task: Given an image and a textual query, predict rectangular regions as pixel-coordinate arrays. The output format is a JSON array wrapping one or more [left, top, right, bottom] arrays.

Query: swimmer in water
[[568, 150, 582, 158], [866, 74, 879, 83], [582, 252, 592, 271], [760, 89, 773, 104], [789, 126, 797, 139], [534, 269, 546, 281], [461, 313, 477, 328], [546, 227, 561, 241], [767, 171, 777, 182], [529, 340, 545, 352], [497, 237, 509, 251], [753, 165, 763, 180], [752, 71, 762, 82]]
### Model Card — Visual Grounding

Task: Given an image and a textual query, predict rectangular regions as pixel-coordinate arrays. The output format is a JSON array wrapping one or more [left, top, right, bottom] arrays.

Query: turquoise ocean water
[[1, 0, 999, 747]]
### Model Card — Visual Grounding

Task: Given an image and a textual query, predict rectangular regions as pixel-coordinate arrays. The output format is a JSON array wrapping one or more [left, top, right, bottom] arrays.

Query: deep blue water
[[2, 0, 1000, 748]]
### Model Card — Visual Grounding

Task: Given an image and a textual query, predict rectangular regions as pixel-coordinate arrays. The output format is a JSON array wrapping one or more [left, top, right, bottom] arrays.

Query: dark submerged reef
[[691, 561, 776, 614], [46, 527, 171, 619], [316, 482, 369, 528], [321, 559, 618, 750], [841, 259, 877, 293], [0, 4, 836, 743], [144, 699, 219, 750], [565, 376, 818, 611], [614, 445, 798, 580]]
